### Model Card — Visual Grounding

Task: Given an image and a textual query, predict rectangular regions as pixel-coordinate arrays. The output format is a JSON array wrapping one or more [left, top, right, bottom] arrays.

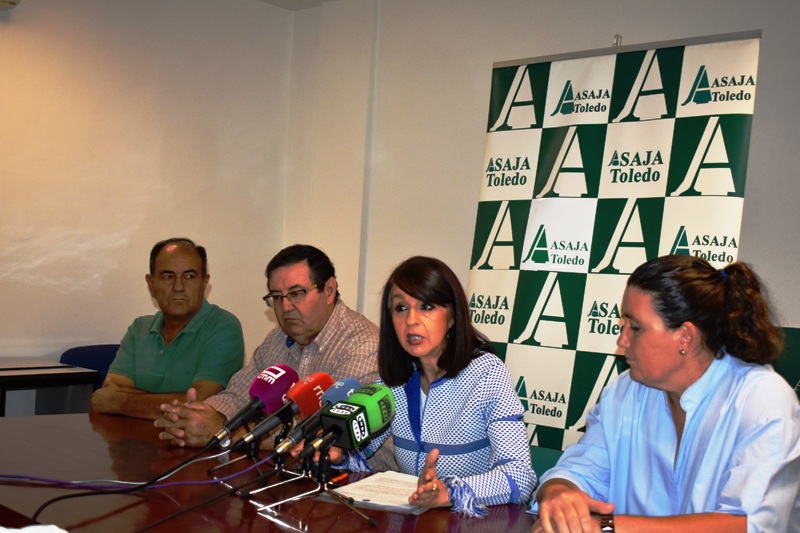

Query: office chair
[[59, 344, 120, 390]]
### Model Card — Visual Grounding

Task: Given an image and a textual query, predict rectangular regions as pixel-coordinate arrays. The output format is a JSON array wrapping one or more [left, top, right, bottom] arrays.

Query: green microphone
[[347, 384, 395, 436], [300, 384, 395, 457]]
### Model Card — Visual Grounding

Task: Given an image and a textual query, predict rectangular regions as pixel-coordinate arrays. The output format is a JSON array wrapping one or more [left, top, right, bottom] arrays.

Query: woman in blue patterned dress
[[336, 256, 536, 516]]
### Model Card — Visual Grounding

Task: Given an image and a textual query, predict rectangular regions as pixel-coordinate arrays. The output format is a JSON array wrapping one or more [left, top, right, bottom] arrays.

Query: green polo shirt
[[108, 299, 244, 393]]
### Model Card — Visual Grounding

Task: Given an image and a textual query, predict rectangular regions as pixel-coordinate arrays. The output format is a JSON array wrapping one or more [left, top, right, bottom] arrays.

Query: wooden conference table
[[0, 413, 536, 532]]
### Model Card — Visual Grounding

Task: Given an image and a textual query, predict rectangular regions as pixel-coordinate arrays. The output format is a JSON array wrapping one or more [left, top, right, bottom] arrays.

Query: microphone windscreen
[[347, 384, 395, 435], [248, 364, 299, 414], [286, 372, 335, 417], [321, 378, 362, 404]]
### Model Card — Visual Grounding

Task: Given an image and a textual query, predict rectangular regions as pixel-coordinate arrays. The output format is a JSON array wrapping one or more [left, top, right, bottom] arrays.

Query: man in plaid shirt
[[155, 244, 384, 458]]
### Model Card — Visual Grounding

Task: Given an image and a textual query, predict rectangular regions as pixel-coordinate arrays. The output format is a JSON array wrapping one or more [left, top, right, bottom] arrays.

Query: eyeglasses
[[263, 284, 318, 308]]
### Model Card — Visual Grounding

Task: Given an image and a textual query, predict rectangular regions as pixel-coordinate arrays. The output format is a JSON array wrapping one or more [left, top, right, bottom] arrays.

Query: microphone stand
[[209, 421, 299, 494], [243, 430, 305, 497], [318, 452, 378, 527], [271, 422, 302, 479], [254, 451, 330, 512], [208, 417, 274, 475], [207, 438, 260, 474], [255, 446, 377, 527]]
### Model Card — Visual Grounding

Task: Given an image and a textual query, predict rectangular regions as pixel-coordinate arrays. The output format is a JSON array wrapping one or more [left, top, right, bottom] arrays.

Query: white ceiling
[[259, 0, 337, 10]]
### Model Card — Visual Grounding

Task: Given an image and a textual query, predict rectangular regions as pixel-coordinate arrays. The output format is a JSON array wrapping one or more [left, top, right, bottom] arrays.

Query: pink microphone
[[206, 364, 299, 449], [230, 371, 334, 452]]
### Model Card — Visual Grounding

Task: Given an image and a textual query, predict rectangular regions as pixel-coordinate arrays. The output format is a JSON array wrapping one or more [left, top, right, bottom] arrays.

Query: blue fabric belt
[[394, 435, 491, 455]]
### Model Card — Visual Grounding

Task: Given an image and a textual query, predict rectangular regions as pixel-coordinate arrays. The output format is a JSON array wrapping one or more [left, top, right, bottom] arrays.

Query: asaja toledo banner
[[467, 32, 760, 468]]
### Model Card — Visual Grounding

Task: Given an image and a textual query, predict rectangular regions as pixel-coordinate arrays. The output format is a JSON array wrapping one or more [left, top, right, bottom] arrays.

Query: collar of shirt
[[678, 354, 731, 413], [148, 298, 210, 338]]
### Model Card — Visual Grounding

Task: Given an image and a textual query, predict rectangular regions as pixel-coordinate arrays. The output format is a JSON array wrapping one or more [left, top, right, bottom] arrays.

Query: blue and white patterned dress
[[342, 351, 536, 516]]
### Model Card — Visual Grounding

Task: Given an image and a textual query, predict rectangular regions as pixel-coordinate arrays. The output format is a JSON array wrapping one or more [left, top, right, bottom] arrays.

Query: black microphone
[[205, 364, 299, 449], [274, 377, 362, 456], [229, 372, 334, 452], [299, 384, 395, 459]]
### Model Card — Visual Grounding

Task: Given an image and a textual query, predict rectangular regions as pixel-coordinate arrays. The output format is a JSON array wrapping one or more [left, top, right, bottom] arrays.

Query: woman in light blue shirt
[[531, 255, 800, 533]]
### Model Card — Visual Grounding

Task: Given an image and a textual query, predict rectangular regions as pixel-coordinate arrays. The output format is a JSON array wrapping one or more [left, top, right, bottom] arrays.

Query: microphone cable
[[30, 443, 213, 524], [1, 447, 231, 490], [132, 453, 305, 532]]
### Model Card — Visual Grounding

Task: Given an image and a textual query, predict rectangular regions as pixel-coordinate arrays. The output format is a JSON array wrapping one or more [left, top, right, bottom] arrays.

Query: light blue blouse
[[531, 354, 800, 532]]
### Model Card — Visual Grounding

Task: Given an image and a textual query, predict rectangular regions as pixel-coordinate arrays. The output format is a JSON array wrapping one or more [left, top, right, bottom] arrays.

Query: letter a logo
[[473, 201, 518, 269], [682, 65, 712, 105], [522, 225, 550, 265], [550, 80, 575, 116], [513, 272, 569, 348], [536, 126, 588, 198], [592, 199, 648, 274], [671, 117, 735, 196], [489, 66, 538, 131], [612, 50, 669, 122], [515, 376, 530, 412], [669, 226, 692, 255]]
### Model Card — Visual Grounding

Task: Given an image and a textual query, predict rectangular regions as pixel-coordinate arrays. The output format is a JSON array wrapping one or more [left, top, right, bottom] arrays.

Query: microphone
[[299, 384, 395, 459], [274, 377, 362, 456], [206, 364, 299, 449], [230, 372, 335, 452], [347, 383, 396, 435]]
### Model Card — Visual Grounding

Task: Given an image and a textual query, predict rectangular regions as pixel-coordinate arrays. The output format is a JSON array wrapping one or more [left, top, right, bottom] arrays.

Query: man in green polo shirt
[[90, 237, 244, 420]]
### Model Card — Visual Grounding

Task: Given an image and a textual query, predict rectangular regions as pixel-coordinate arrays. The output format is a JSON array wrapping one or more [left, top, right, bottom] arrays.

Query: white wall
[[0, 0, 292, 359], [285, 0, 378, 312], [1, 0, 798, 366]]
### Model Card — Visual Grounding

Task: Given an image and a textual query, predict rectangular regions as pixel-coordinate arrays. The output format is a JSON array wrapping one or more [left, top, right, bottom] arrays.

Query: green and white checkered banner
[[467, 32, 761, 469]]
